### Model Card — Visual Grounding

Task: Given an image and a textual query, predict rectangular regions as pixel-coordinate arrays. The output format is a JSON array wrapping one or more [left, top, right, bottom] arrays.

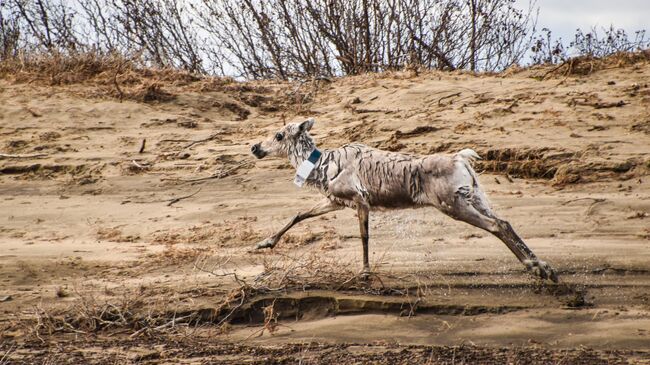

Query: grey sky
[[517, 0, 650, 45]]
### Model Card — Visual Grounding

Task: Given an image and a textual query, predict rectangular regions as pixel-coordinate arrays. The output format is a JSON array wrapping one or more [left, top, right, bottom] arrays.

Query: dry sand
[[1, 58, 649, 363]]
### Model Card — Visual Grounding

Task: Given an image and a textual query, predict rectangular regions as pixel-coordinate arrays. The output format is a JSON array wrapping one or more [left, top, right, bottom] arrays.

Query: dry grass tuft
[[471, 146, 642, 185], [0, 52, 124, 85], [0, 52, 323, 114], [144, 217, 262, 266], [95, 226, 139, 242], [130, 81, 176, 103], [534, 50, 650, 79], [150, 217, 261, 247], [474, 147, 570, 179], [282, 226, 341, 250], [552, 160, 638, 185], [150, 246, 208, 266]]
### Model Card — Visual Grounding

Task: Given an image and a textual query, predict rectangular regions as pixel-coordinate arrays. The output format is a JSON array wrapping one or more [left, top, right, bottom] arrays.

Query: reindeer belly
[[322, 146, 454, 209], [367, 186, 419, 208], [359, 159, 429, 209]]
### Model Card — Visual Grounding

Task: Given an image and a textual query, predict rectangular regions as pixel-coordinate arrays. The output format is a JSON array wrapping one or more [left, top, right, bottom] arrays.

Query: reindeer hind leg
[[445, 190, 558, 282]]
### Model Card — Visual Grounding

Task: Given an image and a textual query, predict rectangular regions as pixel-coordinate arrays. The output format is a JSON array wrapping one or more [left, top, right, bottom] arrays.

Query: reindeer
[[250, 118, 558, 282]]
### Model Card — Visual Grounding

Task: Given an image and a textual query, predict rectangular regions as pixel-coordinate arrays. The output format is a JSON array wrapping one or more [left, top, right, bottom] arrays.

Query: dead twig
[[170, 161, 253, 183], [138, 139, 146, 153], [438, 92, 461, 106], [193, 256, 247, 287], [0, 153, 48, 159], [0, 342, 16, 365], [560, 197, 606, 206], [184, 133, 220, 149], [166, 187, 202, 206], [352, 108, 395, 114], [122, 187, 202, 206], [153, 313, 194, 331], [128, 326, 148, 339], [586, 199, 607, 216], [131, 160, 149, 170], [130, 313, 195, 338], [158, 138, 194, 143], [542, 60, 569, 80], [560, 197, 608, 218]]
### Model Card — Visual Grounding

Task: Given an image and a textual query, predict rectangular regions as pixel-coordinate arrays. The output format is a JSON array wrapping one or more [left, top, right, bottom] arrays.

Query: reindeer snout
[[251, 143, 265, 158]]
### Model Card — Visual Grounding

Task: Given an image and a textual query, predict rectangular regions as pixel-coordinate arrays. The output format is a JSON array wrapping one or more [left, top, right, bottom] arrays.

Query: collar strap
[[307, 149, 322, 164], [293, 149, 322, 187]]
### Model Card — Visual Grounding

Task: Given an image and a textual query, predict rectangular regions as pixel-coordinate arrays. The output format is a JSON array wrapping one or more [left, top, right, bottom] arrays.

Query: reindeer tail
[[456, 148, 481, 163]]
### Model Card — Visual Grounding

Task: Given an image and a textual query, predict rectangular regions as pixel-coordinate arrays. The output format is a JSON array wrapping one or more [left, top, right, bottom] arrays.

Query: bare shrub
[[1, 0, 203, 71], [0, 6, 21, 60], [572, 26, 649, 58], [1, 1, 647, 80], [88, 0, 204, 72], [193, 0, 539, 78], [530, 28, 567, 65], [4, 0, 80, 54], [531, 26, 650, 66]]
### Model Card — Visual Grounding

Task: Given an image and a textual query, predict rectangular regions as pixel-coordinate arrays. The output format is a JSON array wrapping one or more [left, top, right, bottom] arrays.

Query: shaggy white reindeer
[[250, 118, 558, 282]]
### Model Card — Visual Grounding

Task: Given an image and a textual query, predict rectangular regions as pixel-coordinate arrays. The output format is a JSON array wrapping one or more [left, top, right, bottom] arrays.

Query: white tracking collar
[[293, 149, 322, 187]]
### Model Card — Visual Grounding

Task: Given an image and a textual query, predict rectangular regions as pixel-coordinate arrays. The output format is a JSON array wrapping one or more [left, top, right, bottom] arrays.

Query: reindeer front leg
[[356, 202, 371, 274], [256, 199, 343, 249]]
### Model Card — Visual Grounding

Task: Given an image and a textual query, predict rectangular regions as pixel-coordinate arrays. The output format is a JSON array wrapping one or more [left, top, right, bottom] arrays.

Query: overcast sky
[[517, 0, 650, 44]]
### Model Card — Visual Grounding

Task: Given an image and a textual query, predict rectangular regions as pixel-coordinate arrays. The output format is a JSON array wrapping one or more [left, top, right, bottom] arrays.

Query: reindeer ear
[[298, 118, 315, 133]]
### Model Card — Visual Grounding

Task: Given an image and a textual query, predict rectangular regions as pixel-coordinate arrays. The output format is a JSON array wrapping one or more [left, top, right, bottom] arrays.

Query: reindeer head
[[250, 118, 316, 164]]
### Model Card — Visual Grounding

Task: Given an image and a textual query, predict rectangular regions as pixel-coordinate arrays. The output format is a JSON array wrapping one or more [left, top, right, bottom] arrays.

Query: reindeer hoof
[[359, 268, 372, 281], [524, 260, 559, 283], [255, 238, 276, 250]]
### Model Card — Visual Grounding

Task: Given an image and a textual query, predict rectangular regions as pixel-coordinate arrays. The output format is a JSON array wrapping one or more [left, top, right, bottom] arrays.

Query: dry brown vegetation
[[2, 0, 648, 80]]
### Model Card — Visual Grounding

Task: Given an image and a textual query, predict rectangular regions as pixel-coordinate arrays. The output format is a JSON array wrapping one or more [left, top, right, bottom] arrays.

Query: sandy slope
[[1, 60, 649, 363]]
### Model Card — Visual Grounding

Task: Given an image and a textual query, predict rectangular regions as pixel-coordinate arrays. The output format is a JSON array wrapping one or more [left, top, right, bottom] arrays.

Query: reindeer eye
[[275, 132, 284, 141]]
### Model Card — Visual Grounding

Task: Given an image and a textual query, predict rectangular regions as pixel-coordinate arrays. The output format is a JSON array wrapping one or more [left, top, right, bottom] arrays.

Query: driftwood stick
[[138, 139, 146, 153]]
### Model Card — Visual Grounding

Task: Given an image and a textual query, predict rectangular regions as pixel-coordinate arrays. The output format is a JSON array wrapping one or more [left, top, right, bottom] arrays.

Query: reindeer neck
[[288, 136, 318, 168]]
